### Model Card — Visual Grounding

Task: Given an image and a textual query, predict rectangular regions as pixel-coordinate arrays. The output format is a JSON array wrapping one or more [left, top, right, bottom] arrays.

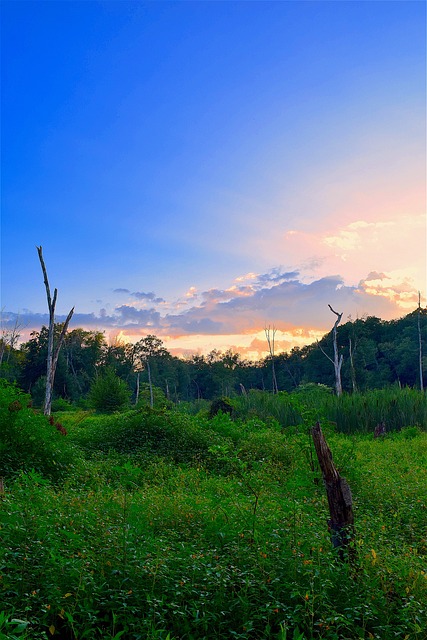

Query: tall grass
[[231, 386, 426, 434], [231, 389, 304, 427], [319, 387, 427, 433]]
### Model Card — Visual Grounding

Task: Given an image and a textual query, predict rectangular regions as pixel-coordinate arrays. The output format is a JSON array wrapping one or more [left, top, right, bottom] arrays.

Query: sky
[[1, 0, 426, 359]]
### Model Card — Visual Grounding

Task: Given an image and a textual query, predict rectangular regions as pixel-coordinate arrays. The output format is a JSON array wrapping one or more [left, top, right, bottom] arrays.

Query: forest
[[1, 308, 426, 639], [1, 308, 426, 409]]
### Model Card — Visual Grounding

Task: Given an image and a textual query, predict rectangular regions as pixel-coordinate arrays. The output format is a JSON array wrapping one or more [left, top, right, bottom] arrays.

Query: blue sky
[[1, 1, 425, 357]]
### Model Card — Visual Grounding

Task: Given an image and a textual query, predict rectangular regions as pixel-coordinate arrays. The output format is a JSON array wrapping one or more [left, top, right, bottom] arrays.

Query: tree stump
[[311, 422, 355, 560], [374, 421, 386, 438]]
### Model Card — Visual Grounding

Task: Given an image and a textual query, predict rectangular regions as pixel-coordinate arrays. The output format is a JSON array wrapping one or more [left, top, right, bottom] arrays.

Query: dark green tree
[[20, 326, 107, 405], [88, 367, 131, 412]]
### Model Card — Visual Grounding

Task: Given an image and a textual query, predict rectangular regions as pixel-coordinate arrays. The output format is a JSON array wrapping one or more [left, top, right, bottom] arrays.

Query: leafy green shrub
[[88, 367, 131, 412], [205, 411, 242, 442], [71, 407, 223, 468], [397, 425, 422, 440], [51, 397, 74, 412], [294, 382, 333, 398], [0, 612, 30, 639], [0, 380, 75, 481]]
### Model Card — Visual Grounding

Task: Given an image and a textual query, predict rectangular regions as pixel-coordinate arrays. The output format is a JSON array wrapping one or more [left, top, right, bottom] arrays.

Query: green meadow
[[1, 381, 426, 640]]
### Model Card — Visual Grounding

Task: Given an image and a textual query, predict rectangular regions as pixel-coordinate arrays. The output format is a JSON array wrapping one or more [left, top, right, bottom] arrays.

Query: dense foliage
[[0, 380, 74, 481], [0, 379, 426, 639], [0, 310, 426, 409]]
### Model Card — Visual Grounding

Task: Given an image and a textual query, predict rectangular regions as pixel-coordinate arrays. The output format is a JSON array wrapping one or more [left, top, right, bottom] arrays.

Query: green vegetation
[[0, 380, 75, 482], [1, 380, 426, 639], [1, 310, 426, 408], [88, 367, 132, 413]]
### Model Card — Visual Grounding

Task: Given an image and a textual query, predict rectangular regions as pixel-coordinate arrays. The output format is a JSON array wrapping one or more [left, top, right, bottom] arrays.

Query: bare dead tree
[[348, 337, 358, 393], [146, 359, 154, 408], [284, 361, 298, 389], [135, 371, 141, 406], [127, 342, 142, 406], [318, 305, 343, 396], [0, 311, 25, 366], [418, 292, 424, 392], [37, 246, 74, 415], [265, 325, 278, 394]]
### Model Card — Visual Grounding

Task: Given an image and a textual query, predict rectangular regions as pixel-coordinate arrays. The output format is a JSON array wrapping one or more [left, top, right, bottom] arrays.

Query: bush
[[70, 407, 223, 469], [0, 380, 75, 481], [398, 425, 422, 440], [51, 397, 74, 412], [88, 367, 131, 412]]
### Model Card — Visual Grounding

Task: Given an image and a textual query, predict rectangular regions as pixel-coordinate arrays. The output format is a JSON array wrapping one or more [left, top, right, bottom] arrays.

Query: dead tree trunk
[[146, 359, 154, 408], [311, 422, 355, 560], [37, 246, 74, 415], [374, 421, 386, 438], [348, 337, 358, 393], [265, 326, 279, 394], [0, 311, 24, 366], [418, 292, 424, 392], [318, 305, 343, 396], [135, 371, 140, 406]]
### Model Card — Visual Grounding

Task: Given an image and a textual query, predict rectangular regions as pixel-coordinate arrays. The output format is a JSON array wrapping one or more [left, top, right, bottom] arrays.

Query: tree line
[[1, 308, 425, 409]]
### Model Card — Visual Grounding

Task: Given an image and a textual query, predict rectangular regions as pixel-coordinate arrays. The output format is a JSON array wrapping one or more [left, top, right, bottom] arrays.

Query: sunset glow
[[1, 1, 425, 358]]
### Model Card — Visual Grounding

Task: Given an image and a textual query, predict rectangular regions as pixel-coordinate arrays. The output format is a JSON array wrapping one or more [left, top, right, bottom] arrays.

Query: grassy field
[[1, 383, 426, 639]]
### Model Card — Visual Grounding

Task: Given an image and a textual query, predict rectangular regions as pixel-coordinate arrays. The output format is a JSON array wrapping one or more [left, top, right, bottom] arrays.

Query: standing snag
[[265, 326, 279, 394], [417, 292, 424, 392], [374, 421, 386, 438], [36, 246, 74, 415], [311, 422, 355, 560], [0, 311, 24, 367], [318, 304, 344, 396]]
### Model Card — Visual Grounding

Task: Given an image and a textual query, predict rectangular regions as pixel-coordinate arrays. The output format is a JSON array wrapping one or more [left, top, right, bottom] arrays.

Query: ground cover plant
[[1, 381, 426, 639]]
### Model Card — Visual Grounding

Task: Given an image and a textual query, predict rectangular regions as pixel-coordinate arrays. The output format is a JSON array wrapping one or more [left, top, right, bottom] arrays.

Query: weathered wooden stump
[[374, 421, 386, 438], [311, 422, 355, 560]]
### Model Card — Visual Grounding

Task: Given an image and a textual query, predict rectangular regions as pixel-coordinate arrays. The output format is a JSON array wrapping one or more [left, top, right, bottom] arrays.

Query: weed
[[1, 386, 426, 639]]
